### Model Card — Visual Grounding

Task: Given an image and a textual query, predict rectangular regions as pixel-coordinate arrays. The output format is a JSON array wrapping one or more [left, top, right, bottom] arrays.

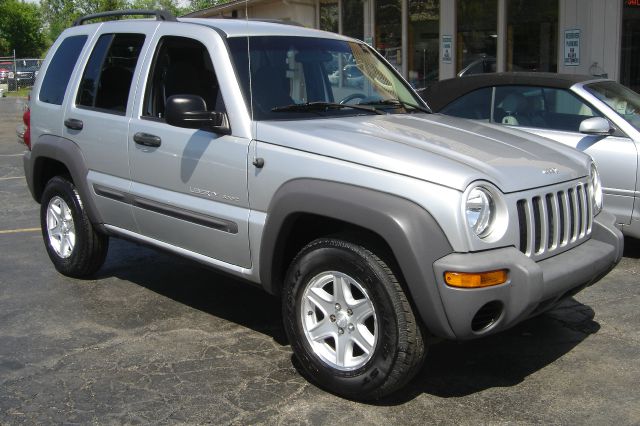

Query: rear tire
[[40, 176, 108, 278], [283, 238, 425, 400]]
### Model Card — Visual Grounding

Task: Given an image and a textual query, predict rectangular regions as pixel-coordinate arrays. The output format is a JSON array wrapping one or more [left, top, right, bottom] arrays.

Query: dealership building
[[186, 0, 640, 90]]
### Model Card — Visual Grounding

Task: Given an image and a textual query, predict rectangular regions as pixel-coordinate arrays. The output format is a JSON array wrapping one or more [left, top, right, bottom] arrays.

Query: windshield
[[227, 36, 428, 120], [585, 81, 640, 131]]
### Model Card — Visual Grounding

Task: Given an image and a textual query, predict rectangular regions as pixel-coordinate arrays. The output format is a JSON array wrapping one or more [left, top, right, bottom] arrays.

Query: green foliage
[[40, 0, 79, 44], [188, 0, 219, 13], [128, 0, 185, 17], [0, 0, 47, 57], [1, 0, 234, 57]]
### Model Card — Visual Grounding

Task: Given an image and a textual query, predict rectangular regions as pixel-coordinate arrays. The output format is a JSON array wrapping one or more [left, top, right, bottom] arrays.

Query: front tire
[[283, 238, 425, 400], [40, 176, 108, 278]]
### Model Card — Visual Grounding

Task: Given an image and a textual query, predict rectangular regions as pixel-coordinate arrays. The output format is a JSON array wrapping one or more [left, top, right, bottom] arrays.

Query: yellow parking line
[[0, 227, 40, 234]]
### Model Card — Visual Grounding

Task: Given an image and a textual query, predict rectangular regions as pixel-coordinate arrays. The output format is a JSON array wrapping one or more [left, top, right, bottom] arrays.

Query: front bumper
[[432, 210, 623, 340]]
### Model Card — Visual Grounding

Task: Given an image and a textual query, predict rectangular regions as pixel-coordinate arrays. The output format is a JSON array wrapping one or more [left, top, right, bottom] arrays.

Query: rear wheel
[[40, 176, 108, 277], [283, 238, 425, 400]]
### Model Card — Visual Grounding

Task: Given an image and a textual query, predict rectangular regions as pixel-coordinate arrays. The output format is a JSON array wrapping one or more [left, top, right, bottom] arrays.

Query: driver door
[[128, 32, 252, 268]]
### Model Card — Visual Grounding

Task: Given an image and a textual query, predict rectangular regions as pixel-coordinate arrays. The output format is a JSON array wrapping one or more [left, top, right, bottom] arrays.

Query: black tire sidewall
[[284, 240, 402, 399], [40, 177, 96, 275]]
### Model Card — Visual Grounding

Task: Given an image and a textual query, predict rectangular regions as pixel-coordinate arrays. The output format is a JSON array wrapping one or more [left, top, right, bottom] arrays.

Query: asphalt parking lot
[[0, 96, 639, 424]]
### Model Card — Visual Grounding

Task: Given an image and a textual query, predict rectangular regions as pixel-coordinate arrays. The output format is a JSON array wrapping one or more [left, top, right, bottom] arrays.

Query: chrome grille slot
[[546, 193, 560, 250], [569, 188, 578, 242], [532, 196, 543, 254], [577, 185, 585, 238], [517, 180, 592, 260]]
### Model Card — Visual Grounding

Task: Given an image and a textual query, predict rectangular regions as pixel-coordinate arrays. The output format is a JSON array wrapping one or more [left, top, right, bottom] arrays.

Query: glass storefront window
[[375, 0, 402, 73], [319, 0, 338, 34], [621, 1, 640, 92], [408, 0, 439, 88], [507, 0, 558, 72], [457, 0, 497, 74], [342, 0, 364, 41]]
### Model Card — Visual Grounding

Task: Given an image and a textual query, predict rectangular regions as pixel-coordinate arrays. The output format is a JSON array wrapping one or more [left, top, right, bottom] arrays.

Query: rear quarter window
[[39, 35, 88, 105]]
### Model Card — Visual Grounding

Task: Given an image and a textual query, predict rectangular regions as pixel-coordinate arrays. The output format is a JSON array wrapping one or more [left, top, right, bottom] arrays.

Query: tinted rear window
[[39, 35, 88, 105], [76, 33, 145, 113]]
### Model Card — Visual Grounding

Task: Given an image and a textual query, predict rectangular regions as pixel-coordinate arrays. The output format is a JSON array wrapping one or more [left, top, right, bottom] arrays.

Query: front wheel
[[283, 238, 425, 400], [40, 176, 109, 278]]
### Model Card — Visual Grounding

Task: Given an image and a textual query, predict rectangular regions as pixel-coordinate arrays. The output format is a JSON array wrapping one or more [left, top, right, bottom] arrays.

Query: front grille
[[517, 182, 592, 259]]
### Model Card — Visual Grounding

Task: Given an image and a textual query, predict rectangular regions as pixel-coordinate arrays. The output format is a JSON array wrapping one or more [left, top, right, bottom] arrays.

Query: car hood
[[255, 113, 591, 193]]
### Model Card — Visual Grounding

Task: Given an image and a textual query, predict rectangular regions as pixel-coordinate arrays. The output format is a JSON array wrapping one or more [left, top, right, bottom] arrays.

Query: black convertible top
[[421, 72, 606, 112]]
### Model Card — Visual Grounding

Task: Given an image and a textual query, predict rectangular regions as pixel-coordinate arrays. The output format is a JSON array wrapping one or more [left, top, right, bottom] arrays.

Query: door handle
[[64, 118, 83, 130], [133, 132, 161, 148]]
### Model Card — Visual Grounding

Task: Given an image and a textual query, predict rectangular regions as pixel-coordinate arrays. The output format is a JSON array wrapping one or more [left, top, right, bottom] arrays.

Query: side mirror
[[165, 95, 230, 134], [579, 117, 612, 135]]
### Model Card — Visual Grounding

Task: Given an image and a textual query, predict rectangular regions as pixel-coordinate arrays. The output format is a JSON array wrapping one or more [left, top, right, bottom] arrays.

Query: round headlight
[[466, 187, 494, 237], [590, 163, 603, 214]]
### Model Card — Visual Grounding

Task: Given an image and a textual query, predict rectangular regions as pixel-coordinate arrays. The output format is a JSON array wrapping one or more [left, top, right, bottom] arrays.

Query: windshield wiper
[[272, 102, 385, 115], [359, 99, 431, 114]]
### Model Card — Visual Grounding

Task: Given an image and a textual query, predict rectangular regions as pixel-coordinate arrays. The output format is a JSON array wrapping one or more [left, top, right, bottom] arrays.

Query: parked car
[[0, 62, 13, 83], [458, 55, 496, 77], [21, 11, 622, 401], [421, 72, 640, 238], [15, 64, 39, 88]]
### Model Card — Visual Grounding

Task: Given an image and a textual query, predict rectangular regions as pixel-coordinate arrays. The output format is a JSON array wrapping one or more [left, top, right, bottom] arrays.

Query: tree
[[186, 0, 230, 14], [128, 0, 185, 17], [38, 0, 232, 46], [40, 0, 79, 45], [0, 0, 47, 57]]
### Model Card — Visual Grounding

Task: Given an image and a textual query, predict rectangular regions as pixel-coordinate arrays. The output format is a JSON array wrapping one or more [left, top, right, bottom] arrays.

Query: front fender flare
[[259, 178, 456, 338]]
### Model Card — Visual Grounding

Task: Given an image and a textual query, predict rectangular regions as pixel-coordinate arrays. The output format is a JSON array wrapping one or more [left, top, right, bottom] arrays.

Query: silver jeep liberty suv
[[21, 10, 623, 400]]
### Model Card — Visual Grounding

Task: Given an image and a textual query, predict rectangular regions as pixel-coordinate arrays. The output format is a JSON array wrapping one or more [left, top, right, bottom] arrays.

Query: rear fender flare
[[26, 134, 103, 226]]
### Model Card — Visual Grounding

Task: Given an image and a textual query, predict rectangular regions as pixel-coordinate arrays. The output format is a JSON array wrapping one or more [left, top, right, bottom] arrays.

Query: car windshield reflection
[[227, 36, 427, 120], [585, 81, 640, 131]]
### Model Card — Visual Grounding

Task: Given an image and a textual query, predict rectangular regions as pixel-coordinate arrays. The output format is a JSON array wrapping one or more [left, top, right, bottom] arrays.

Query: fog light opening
[[471, 301, 503, 332]]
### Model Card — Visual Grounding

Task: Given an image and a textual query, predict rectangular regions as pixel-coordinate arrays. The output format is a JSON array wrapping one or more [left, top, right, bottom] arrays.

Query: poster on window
[[564, 29, 580, 66], [441, 35, 452, 64]]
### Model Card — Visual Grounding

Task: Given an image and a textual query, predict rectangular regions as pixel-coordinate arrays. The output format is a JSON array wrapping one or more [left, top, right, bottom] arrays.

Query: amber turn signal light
[[444, 269, 508, 288]]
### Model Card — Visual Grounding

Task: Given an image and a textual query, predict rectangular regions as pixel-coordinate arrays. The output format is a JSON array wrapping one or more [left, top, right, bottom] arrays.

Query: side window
[[76, 33, 145, 113], [494, 85, 601, 132], [39, 35, 88, 105], [440, 87, 492, 120], [142, 36, 225, 120]]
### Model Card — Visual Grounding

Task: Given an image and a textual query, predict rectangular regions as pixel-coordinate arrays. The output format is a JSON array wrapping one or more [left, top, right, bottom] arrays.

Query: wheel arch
[[26, 134, 104, 226], [259, 178, 456, 338]]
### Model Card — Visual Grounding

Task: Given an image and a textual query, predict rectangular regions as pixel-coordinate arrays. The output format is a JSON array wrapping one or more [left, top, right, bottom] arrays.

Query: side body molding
[[259, 179, 456, 338], [24, 134, 104, 226]]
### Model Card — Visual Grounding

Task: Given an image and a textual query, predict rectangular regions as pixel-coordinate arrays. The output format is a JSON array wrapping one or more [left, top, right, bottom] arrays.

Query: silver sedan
[[422, 73, 640, 238]]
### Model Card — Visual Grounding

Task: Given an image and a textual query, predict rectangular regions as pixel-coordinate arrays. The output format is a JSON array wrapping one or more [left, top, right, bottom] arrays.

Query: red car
[[0, 62, 13, 83]]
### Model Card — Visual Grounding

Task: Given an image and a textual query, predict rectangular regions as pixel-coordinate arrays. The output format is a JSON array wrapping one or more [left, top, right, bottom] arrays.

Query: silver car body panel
[[61, 21, 161, 231], [573, 82, 640, 236], [30, 25, 100, 158], [127, 23, 253, 268], [489, 80, 640, 236], [255, 113, 590, 194], [24, 19, 625, 342]]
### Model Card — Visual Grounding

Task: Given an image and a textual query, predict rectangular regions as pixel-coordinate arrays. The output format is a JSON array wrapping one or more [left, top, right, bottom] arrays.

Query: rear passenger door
[[127, 28, 252, 268], [63, 23, 156, 231]]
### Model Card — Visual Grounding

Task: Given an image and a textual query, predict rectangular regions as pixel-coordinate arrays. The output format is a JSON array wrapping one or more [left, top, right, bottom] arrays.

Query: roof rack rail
[[72, 9, 177, 26]]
